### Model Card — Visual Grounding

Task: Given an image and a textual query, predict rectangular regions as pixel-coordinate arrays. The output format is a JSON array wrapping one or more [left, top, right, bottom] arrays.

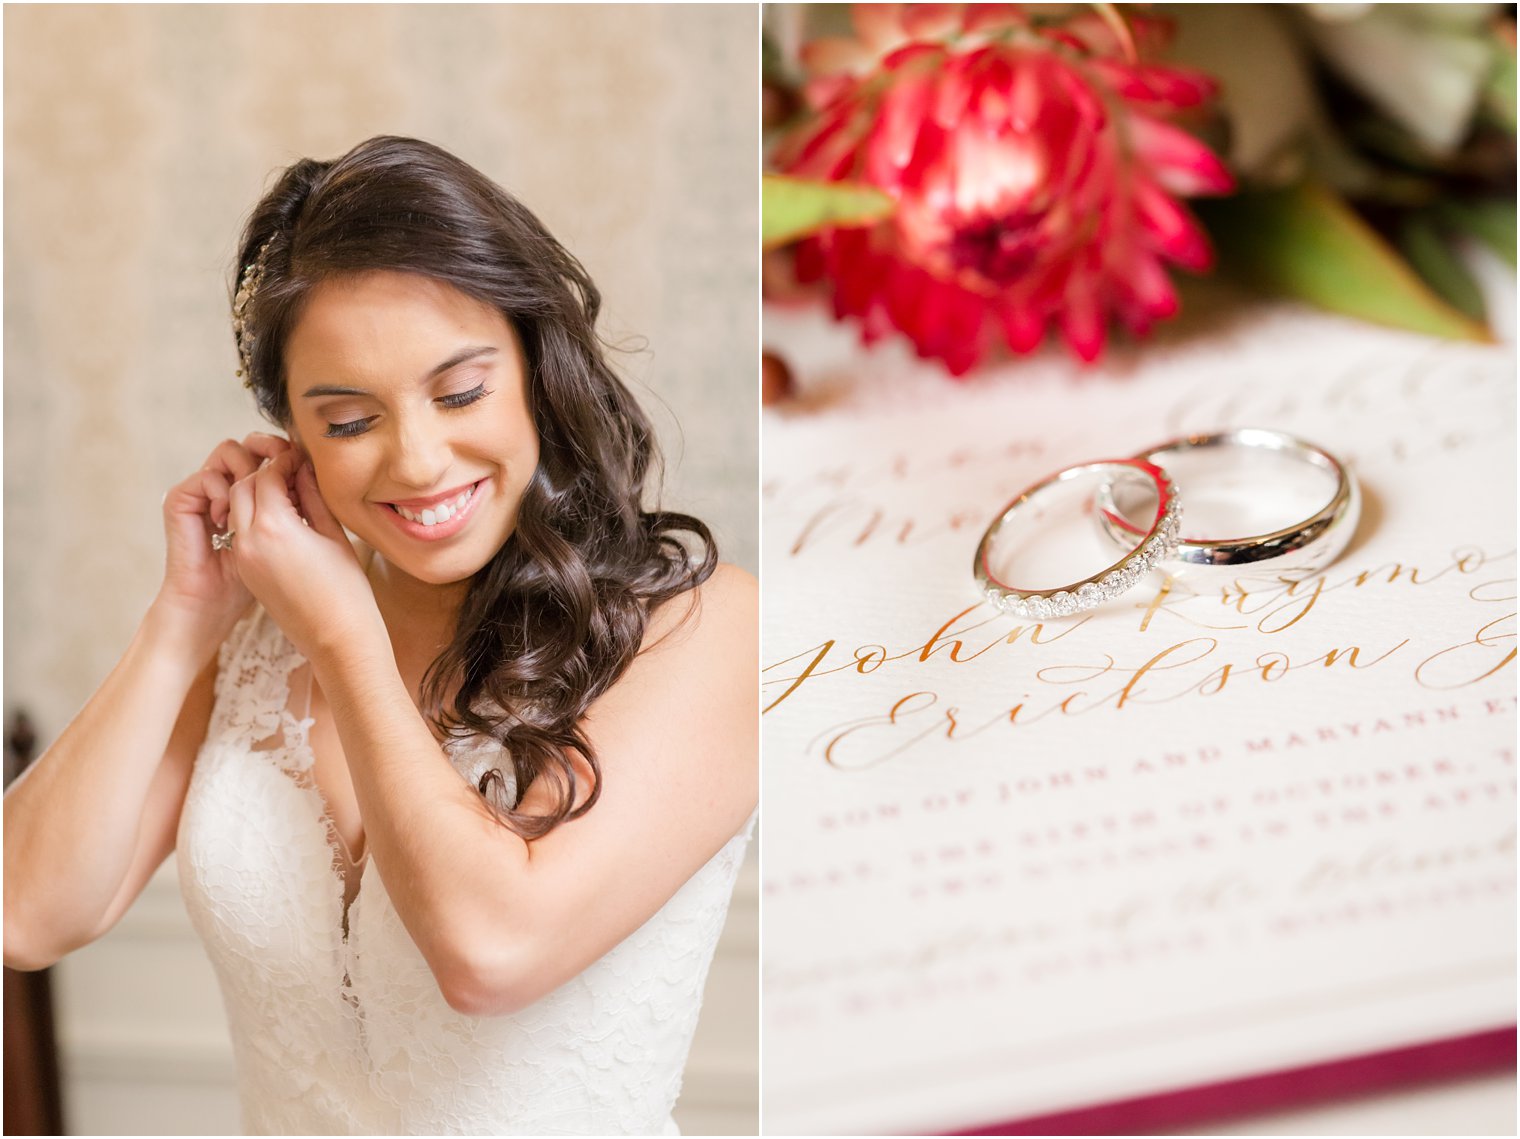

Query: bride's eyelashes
[[324, 416, 376, 439], [321, 384, 493, 439], [436, 382, 492, 409]]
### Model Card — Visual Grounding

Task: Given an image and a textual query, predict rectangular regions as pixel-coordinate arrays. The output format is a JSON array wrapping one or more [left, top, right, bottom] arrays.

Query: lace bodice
[[176, 606, 753, 1135]]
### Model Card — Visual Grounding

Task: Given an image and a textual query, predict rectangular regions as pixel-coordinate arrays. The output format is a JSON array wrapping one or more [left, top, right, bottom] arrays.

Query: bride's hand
[[156, 433, 292, 645], [226, 449, 386, 663]]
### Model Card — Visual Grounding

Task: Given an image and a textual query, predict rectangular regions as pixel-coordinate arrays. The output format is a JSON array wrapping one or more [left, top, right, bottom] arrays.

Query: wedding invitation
[[760, 293, 1516, 1134]]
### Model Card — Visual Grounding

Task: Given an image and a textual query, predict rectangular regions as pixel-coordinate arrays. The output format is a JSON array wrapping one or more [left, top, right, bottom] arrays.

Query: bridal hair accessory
[[232, 235, 278, 386], [974, 459, 1181, 618], [1093, 429, 1359, 576], [211, 529, 236, 552]]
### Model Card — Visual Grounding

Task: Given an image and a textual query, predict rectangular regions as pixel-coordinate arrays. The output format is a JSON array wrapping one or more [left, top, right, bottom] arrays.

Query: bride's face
[[282, 270, 539, 587]]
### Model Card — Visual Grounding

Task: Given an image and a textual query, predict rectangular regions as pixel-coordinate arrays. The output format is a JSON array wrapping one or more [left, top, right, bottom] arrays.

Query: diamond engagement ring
[[211, 529, 236, 552], [975, 458, 1182, 619], [1093, 429, 1359, 576]]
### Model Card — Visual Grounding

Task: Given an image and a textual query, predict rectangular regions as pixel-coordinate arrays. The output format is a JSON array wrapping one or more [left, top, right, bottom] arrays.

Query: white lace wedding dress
[[176, 606, 753, 1135]]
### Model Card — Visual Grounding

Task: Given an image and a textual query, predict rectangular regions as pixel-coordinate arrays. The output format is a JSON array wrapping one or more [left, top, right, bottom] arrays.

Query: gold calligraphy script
[[765, 548, 1515, 769]]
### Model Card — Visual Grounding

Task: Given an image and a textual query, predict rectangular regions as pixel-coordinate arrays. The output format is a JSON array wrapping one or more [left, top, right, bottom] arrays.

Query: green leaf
[[1397, 214, 1487, 321], [1435, 198, 1518, 267], [1483, 31, 1517, 132], [762, 175, 894, 250], [1198, 180, 1493, 343]]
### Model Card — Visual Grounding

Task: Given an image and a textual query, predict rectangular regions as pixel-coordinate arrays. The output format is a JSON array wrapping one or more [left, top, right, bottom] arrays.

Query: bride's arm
[[316, 563, 757, 1015], [230, 449, 756, 1015], [2, 611, 217, 970], [4, 433, 287, 970]]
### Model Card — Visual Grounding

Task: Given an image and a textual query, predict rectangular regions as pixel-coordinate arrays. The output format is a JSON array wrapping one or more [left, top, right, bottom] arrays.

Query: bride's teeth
[[393, 483, 476, 527]]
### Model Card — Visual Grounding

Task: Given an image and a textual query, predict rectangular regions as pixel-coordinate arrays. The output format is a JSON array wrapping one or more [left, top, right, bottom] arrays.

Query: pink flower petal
[[1111, 248, 1179, 334], [1006, 56, 1044, 132], [1087, 59, 1217, 108], [901, 4, 961, 42], [1131, 179, 1214, 272], [801, 74, 858, 113], [801, 37, 877, 80], [794, 240, 827, 284], [1051, 60, 1109, 133], [932, 57, 976, 125], [879, 41, 944, 73], [866, 75, 937, 183], [853, 4, 909, 54], [1059, 295, 1107, 362], [1129, 253, 1180, 321], [962, 4, 1023, 38], [997, 296, 1046, 354], [1127, 115, 1235, 195], [784, 106, 854, 172]]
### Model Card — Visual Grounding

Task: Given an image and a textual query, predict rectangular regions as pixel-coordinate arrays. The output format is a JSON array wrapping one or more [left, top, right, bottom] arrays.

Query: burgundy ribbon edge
[[945, 1025, 1518, 1136]]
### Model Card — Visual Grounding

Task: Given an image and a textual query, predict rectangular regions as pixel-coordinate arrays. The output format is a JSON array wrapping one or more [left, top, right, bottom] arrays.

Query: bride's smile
[[285, 270, 539, 590]]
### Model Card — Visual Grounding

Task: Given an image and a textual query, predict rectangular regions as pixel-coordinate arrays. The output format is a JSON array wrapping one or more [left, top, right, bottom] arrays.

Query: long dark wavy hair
[[232, 136, 717, 839]]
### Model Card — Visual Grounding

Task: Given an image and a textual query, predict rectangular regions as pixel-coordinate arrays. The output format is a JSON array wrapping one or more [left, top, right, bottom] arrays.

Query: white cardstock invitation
[[760, 293, 1516, 1135]]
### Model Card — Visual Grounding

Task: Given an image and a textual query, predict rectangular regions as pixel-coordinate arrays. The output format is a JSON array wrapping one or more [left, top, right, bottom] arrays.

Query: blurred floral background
[[762, 2, 1516, 392]]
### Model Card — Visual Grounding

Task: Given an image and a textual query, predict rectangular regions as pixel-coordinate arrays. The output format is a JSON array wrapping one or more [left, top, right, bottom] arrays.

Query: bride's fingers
[[225, 462, 259, 540], [177, 465, 237, 532], [252, 450, 303, 522], [200, 434, 288, 488], [241, 432, 292, 463], [204, 438, 261, 485], [200, 470, 233, 531], [165, 467, 226, 519]]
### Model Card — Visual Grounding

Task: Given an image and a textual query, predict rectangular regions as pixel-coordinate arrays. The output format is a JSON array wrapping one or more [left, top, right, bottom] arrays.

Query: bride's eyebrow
[[424, 345, 498, 380], [300, 345, 499, 398]]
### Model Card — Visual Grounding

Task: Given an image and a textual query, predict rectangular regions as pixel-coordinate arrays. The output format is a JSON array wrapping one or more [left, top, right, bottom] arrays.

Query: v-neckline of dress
[[273, 645, 371, 945]]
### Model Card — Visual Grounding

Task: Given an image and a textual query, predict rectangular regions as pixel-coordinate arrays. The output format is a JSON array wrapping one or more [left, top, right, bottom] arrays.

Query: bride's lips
[[375, 479, 487, 542]]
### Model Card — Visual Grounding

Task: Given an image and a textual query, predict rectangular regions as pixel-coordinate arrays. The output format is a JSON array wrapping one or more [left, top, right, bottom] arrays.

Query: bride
[[3, 135, 757, 1134]]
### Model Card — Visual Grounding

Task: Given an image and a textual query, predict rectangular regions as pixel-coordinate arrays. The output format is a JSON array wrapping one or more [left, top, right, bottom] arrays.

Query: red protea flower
[[774, 3, 1236, 374]]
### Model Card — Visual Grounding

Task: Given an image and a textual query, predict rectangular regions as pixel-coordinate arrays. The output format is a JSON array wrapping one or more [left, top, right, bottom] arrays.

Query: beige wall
[[4, 4, 757, 1133]]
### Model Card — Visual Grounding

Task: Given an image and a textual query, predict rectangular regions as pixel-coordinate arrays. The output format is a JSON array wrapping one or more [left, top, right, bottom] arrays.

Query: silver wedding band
[[1093, 429, 1359, 575], [975, 458, 1182, 619]]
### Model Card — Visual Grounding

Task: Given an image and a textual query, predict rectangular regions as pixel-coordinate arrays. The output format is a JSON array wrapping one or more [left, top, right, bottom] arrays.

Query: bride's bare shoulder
[[585, 563, 756, 722], [584, 561, 755, 813], [644, 562, 757, 655]]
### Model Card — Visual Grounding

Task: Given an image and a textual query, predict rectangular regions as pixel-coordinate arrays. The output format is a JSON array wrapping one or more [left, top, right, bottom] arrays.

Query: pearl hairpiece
[[232, 234, 277, 386]]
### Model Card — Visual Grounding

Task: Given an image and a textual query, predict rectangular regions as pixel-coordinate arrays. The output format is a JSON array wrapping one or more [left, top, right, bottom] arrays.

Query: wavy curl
[[232, 136, 716, 839]]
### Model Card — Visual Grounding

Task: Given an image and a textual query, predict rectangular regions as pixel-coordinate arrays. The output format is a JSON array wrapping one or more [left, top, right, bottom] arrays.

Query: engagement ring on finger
[[211, 529, 236, 552]]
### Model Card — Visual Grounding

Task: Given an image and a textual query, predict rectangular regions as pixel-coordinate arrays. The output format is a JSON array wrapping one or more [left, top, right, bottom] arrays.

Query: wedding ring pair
[[973, 429, 1360, 618]]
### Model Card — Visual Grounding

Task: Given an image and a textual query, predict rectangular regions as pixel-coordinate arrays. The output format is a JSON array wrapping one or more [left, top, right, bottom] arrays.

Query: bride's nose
[[387, 416, 452, 489]]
